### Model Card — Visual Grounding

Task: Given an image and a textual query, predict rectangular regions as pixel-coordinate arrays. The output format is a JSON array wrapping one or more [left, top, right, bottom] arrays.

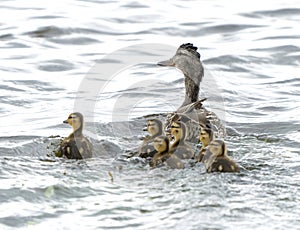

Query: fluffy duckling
[[197, 124, 215, 162], [58, 112, 93, 159], [138, 119, 163, 158], [168, 121, 194, 159], [201, 139, 239, 173], [150, 135, 184, 169]]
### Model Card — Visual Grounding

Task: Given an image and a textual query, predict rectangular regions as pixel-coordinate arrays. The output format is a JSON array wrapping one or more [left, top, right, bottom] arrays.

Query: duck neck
[[181, 74, 199, 107], [173, 136, 185, 147], [159, 149, 169, 155], [152, 130, 162, 139], [71, 126, 83, 138]]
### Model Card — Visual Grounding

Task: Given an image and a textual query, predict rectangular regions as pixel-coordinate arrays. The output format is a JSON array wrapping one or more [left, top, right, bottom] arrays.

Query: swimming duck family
[[57, 112, 93, 159], [137, 43, 240, 173], [51, 43, 240, 173]]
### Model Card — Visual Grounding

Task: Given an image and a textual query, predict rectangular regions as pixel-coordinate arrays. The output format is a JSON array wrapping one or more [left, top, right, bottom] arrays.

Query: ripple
[[0, 33, 14, 40], [38, 59, 75, 72], [253, 8, 300, 17], [49, 37, 100, 45]]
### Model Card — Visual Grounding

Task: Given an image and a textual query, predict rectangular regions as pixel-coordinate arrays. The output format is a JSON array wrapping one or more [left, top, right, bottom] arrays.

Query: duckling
[[150, 135, 184, 169], [58, 112, 93, 159], [168, 121, 194, 159], [158, 43, 225, 141], [201, 139, 239, 173], [138, 119, 163, 158], [197, 124, 216, 162]]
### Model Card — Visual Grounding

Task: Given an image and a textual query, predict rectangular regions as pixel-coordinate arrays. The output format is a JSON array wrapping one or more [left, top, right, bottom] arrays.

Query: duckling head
[[143, 119, 163, 137], [153, 135, 169, 153], [158, 43, 204, 107], [207, 139, 227, 157], [199, 125, 215, 147], [169, 121, 187, 144], [63, 112, 84, 133]]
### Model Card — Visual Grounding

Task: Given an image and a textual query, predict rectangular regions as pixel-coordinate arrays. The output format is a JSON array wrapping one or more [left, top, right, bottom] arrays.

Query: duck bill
[[63, 120, 69, 124], [142, 126, 148, 131], [157, 59, 175, 67]]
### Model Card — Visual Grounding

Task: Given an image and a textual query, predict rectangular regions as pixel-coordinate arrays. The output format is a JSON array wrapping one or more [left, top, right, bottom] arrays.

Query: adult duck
[[158, 43, 225, 142]]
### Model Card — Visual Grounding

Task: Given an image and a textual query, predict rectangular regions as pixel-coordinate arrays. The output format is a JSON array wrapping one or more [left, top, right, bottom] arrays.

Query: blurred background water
[[0, 0, 300, 229]]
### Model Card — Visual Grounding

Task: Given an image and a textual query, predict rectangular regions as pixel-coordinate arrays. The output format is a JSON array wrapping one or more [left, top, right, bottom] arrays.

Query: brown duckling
[[168, 121, 194, 159], [58, 112, 93, 159], [150, 135, 184, 169], [138, 119, 164, 158], [197, 124, 216, 162], [201, 139, 239, 173]]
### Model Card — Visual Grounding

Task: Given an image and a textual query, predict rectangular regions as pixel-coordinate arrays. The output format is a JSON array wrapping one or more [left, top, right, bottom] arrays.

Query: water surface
[[0, 0, 300, 229]]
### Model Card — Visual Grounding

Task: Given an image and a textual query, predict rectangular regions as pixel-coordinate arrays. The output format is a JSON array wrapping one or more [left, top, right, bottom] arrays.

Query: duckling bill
[[58, 112, 93, 159]]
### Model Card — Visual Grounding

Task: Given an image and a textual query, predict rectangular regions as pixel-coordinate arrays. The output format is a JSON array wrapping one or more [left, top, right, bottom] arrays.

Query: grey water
[[1, 0, 300, 229]]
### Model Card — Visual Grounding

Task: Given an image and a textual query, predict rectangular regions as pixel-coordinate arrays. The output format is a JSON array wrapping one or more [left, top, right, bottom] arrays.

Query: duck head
[[63, 112, 84, 133], [153, 135, 169, 153], [143, 119, 163, 137], [207, 139, 227, 157], [169, 121, 187, 145], [158, 43, 204, 108], [199, 124, 215, 148]]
